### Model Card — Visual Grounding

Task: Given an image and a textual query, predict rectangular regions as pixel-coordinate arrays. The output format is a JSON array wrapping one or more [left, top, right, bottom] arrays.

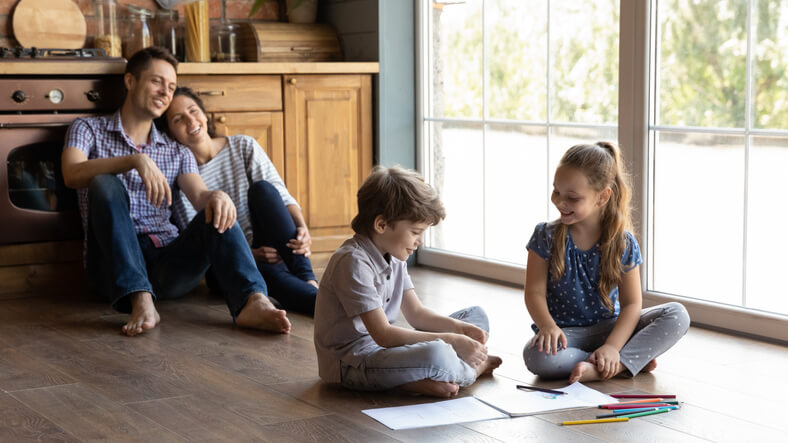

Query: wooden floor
[[1, 257, 786, 442]]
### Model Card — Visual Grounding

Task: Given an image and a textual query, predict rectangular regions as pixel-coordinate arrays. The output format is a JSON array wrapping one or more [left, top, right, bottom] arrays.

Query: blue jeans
[[247, 180, 317, 315], [86, 174, 267, 317]]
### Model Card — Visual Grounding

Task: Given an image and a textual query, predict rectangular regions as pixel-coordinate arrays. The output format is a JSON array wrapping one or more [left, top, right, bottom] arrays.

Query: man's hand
[[133, 153, 171, 208], [286, 226, 313, 257], [204, 190, 236, 233]]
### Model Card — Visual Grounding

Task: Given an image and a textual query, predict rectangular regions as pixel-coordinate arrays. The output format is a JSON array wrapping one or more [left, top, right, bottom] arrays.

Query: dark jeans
[[86, 174, 267, 317], [248, 180, 317, 315]]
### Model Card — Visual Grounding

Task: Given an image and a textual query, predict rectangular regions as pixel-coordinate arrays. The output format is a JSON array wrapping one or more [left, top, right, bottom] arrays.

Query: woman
[[159, 87, 318, 315]]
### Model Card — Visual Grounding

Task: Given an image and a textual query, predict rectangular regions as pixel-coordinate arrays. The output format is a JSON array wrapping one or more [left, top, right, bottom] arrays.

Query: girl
[[523, 141, 689, 382], [158, 87, 318, 315]]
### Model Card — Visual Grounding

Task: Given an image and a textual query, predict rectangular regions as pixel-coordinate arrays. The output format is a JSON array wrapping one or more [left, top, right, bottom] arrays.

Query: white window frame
[[415, 0, 788, 342]]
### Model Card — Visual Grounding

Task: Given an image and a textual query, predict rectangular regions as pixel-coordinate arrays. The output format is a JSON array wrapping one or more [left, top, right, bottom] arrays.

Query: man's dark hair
[[124, 46, 178, 80]]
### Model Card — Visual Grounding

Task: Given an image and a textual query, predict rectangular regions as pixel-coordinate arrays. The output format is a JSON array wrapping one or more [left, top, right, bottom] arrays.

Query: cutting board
[[13, 0, 87, 49]]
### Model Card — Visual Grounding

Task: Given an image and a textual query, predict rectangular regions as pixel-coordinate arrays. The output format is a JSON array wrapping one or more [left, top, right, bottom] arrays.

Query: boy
[[313, 166, 502, 397]]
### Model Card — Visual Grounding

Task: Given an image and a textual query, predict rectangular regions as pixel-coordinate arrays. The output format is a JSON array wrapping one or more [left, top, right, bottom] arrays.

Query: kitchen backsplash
[[0, 0, 278, 49]]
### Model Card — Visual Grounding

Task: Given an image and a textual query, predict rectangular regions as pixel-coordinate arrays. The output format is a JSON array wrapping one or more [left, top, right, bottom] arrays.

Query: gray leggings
[[523, 302, 690, 379], [340, 306, 489, 391]]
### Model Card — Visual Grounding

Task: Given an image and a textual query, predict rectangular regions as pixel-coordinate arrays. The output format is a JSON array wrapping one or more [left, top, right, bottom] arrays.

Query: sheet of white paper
[[362, 396, 508, 430], [474, 382, 616, 417]]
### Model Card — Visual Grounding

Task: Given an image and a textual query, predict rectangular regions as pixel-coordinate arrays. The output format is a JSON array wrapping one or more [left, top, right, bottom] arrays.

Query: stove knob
[[86, 90, 101, 102], [12, 90, 27, 103]]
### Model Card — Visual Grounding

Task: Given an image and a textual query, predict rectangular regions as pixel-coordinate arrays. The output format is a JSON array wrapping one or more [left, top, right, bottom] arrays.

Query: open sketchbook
[[474, 381, 616, 417]]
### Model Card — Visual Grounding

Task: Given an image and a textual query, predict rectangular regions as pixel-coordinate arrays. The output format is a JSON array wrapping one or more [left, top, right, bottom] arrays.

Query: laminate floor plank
[[0, 347, 75, 392], [259, 414, 400, 443], [9, 384, 186, 442], [0, 391, 78, 442]]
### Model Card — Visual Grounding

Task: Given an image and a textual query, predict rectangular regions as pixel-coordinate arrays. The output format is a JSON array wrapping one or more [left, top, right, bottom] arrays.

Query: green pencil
[[618, 408, 673, 419]]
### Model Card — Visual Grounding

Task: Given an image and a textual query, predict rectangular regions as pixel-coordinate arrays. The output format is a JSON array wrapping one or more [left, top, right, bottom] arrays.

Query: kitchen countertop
[[0, 61, 379, 76]]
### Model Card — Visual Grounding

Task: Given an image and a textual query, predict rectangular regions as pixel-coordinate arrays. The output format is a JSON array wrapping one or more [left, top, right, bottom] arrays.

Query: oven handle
[[0, 122, 72, 129]]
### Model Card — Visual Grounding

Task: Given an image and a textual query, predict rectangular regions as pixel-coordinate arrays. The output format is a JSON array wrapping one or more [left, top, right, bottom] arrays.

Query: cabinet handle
[[217, 115, 227, 123], [197, 90, 225, 96], [288, 78, 297, 85]]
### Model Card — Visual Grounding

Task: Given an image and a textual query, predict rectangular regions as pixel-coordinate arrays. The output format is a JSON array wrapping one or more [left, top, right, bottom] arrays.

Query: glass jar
[[123, 4, 154, 59], [184, 0, 210, 62], [211, 21, 240, 62], [155, 9, 184, 61], [94, 0, 121, 57]]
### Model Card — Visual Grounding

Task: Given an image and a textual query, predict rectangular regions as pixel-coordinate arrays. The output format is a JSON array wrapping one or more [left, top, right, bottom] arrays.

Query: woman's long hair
[[155, 86, 216, 138], [549, 141, 633, 311]]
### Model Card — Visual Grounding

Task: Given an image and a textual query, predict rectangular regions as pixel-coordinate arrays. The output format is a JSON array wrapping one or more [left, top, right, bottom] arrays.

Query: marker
[[618, 408, 673, 419], [561, 417, 629, 426], [516, 385, 568, 395], [611, 394, 676, 399]]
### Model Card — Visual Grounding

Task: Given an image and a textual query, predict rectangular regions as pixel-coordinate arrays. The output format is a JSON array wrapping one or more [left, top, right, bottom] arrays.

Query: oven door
[[0, 113, 88, 244]]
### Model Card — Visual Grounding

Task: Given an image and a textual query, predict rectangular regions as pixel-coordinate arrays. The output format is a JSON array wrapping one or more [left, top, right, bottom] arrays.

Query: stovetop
[[0, 47, 122, 61]]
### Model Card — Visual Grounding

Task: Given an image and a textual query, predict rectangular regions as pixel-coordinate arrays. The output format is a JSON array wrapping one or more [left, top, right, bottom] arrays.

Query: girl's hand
[[530, 325, 567, 355], [445, 333, 488, 368], [588, 344, 621, 379], [456, 322, 488, 344], [251, 245, 282, 264]]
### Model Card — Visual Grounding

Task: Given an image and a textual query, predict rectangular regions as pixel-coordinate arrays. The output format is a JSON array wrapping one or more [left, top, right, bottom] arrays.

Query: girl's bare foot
[[642, 359, 658, 373], [568, 360, 628, 383], [400, 380, 460, 398], [121, 291, 160, 337], [236, 293, 291, 333], [476, 355, 503, 377]]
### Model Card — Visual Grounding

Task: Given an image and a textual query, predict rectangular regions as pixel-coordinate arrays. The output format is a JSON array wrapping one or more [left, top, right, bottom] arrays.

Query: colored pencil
[[611, 394, 677, 399], [618, 408, 673, 419], [602, 406, 678, 417], [611, 398, 663, 404], [516, 384, 568, 395], [599, 402, 677, 409], [561, 417, 629, 426]]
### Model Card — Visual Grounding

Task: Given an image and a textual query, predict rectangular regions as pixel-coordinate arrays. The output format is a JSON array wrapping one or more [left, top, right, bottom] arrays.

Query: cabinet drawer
[[177, 75, 282, 112]]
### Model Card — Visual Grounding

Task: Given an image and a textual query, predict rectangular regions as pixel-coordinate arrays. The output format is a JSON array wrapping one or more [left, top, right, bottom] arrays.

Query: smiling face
[[551, 165, 610, 227], [165, 94, 210, 146], [125, 59, 177, 119], [372, 217, 429, 261]]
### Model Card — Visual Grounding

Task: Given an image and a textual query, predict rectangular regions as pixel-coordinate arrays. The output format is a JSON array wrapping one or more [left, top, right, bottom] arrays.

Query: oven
[[0, 49, 124, 244]]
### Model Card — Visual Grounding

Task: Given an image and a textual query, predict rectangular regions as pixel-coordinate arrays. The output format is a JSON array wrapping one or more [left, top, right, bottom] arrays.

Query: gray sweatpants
[[340, 306, 489, 391], [523, 302, 690, 379]]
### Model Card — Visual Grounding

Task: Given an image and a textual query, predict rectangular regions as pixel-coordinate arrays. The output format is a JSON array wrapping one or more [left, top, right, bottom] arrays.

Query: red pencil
[[599, 403, 673, 409], [611, 394, 677, 399]]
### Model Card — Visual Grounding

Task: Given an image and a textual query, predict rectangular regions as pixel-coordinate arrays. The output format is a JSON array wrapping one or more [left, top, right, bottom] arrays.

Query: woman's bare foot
[[642, 359, 658, 373], [400, 379, 460, 398], [476, 355, 503, 377], [121, 291, 160, 337], [236, 293, 291, 333], [307, 280, 318, 288]]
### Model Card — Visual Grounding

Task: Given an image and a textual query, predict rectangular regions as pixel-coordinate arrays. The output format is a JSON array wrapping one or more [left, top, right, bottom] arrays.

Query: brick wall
[[0, 0, 278, 48]]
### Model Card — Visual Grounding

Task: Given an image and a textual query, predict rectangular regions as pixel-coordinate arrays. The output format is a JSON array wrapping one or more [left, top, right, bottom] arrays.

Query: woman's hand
[[530, 324, 567, 355], [251, 245, 283, 264], [588, 344, 621, 379], [286, 226, 313, 257]]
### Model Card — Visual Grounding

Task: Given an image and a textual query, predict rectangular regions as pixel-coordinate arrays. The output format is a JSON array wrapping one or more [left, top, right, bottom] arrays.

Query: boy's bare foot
[[307, 280, 318, 288], [236, 293, 291, 334], [568, 360, 627, 383], [400, 379, 460, 398], [121, 291, 160, 337], [643, 359, 658, 373], [476, 355, 503, 377]]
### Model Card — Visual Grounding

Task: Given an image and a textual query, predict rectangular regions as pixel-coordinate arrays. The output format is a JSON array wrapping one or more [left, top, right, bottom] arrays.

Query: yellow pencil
[[561, 417, 630, 426]]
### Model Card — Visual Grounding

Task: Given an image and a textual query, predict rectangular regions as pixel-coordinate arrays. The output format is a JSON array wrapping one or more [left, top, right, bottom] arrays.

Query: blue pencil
[[598, 406, 677, 418], [612, 405, 678, 414]]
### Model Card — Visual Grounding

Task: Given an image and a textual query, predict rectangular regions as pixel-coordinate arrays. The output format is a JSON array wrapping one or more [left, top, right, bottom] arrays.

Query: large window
[[418, 0, 788, 335], [421, 0, 619, 266], [648, 0, 788, 316]]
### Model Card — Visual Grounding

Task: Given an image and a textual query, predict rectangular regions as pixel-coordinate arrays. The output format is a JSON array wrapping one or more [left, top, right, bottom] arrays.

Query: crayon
[[561, 417, 630, 426], [618, 408, 673, 419], [516, 385, 568, 395], [611, 394, 676, 399]]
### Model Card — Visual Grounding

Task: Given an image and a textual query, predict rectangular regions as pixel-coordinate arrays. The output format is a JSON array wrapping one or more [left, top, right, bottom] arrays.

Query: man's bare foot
[[568, 361, 627, 383], [307, 280, 318, 288], [400, 379, 460, 398], [476, 355, 503, 377], [121, 291, 160, 337], [642, 359, 658, 373], [236, 293, 291, 334]]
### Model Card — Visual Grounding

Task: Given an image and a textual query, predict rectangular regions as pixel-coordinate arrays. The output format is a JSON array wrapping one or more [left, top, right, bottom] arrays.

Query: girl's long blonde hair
[[549, 141, 633, 311]]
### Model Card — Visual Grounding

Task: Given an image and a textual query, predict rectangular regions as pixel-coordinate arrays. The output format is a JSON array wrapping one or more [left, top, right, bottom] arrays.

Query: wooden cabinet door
[[284, 75, 373, 252], [212, 111, 285, 180]]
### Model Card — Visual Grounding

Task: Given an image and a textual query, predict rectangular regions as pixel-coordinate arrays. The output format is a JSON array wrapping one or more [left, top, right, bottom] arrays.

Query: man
[[62, 47, 290, 336]]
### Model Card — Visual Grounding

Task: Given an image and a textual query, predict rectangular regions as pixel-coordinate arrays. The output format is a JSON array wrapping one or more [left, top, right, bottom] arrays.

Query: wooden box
[[238, 22, 343, 62]]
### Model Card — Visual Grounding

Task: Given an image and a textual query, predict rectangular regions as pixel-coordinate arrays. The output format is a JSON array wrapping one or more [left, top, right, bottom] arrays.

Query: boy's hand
[[588, 344, 620, 379], [530, 324, 567, 355], [445, 333, 488, 368], [456, 322, 488, 344]]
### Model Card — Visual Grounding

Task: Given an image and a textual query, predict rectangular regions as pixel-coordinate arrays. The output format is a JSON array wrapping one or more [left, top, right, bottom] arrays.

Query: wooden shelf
[[0, 61, 379, 76]]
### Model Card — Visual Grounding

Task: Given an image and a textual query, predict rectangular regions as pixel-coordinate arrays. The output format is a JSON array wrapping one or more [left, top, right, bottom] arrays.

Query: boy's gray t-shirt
[[313, 234, 414, 383]]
